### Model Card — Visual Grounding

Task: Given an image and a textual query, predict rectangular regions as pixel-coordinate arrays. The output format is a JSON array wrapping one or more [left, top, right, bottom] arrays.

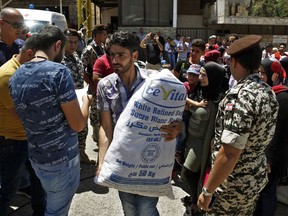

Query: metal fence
[[176, 28, 216, 41]]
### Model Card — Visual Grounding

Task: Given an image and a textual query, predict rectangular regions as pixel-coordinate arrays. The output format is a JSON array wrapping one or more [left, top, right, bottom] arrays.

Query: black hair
[[191, 39, 206, 51], [64, 28, 80, 39], [228, 33, 239, 40], [92, 24, 107, 38], [234, 45, 262, 72], [20, 34, 38, 52], [36, 24, 66, 51], [109, 31, 139, 53]]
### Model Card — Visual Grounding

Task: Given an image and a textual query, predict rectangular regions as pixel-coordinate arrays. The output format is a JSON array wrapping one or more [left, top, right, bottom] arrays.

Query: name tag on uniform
[[225, 103, 233, 111]]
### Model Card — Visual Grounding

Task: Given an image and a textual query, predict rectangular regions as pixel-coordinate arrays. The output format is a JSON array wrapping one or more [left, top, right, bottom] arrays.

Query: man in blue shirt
[[9, 25, 92, 216]]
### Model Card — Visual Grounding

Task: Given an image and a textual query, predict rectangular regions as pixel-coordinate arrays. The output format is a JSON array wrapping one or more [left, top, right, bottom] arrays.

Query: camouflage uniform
[[206, 74, 278, 215], [81, 40, 105, 142], [62, 52, 90, 163]]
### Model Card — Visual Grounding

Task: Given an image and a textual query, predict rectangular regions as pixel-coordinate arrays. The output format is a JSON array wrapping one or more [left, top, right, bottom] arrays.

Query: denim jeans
[[31, 155, 80, 216], [167, 52, 175, 69], [118, 191, 159, 216]]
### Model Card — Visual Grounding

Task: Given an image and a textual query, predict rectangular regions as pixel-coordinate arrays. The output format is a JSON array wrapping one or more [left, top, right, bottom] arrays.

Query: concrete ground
[[8, 123, 288, 216]]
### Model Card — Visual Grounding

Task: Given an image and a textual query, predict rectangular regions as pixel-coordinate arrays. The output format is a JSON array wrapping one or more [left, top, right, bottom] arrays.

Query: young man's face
[[279, 45, 286, 54], [65, 35, 78, 55], [191, 46, 204, 64], [187, 73, 199, 85], [99, 30, 108, 43], [109, 44, 137, 75]]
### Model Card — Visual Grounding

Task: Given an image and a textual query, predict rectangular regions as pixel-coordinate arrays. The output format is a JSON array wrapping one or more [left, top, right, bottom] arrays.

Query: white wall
[[101, 7, 118, 25]]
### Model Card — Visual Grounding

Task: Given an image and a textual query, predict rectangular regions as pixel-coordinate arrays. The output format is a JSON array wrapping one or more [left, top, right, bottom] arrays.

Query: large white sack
[[96, 69, 186, 198]]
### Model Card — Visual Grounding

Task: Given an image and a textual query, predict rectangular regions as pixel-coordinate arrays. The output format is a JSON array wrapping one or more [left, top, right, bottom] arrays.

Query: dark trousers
[[0, 137, 45, 216], [254, 172, 278, 216]]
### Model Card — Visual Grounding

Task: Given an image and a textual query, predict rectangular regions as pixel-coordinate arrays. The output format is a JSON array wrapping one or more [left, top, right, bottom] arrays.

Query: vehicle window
[[25, 20, 49, 34]]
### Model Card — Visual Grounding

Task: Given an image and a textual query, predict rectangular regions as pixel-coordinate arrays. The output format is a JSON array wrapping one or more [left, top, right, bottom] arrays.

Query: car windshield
[[24, 20, 49, 34]]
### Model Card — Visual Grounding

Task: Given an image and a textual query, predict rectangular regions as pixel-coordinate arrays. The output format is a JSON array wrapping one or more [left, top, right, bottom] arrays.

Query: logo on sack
[[141, 143, 161, 163], [142, 80, 186, 108]]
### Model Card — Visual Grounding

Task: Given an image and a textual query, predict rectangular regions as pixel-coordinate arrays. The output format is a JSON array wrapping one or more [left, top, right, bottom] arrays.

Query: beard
[[54, 49, 64, 63], [113, 58, 134, 75]]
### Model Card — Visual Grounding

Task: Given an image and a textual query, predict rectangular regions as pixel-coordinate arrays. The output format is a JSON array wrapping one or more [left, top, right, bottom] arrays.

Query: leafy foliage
[[251, 0, 288, 17]]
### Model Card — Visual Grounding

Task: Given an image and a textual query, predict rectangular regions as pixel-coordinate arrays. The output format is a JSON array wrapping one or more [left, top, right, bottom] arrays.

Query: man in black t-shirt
[[140, 32, 163, 70]]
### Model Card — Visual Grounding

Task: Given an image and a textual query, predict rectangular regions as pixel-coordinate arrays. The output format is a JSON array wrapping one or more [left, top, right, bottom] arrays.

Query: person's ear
[[132, 51, 138, 61], [26, 49, 34, 60], [55, 40, 62, 52]]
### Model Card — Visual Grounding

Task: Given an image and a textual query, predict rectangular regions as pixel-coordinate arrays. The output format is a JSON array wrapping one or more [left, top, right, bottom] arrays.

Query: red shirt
[[93, 53, 113, 78]]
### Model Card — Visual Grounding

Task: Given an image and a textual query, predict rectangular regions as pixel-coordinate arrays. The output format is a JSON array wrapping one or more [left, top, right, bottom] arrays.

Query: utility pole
[[60, 0, 62, 14]]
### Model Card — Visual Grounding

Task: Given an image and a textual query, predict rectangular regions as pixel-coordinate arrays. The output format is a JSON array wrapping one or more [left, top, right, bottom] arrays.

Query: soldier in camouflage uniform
[[197, 35, 279, 215], [62, 28, 95, 164], [81, 25, 107, 143]]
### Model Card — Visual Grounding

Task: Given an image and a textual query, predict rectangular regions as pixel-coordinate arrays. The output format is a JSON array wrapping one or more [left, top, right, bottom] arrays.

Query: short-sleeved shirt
[[146, 43, 161, 65], [62, 52, 84, 89], [0, 55, 26, 140], [97, 65, 146, 125], [9, 60, 78, 165], [93, 53, 113, 78], [212, 73, 278, 195], [0, 41, 20, 66]]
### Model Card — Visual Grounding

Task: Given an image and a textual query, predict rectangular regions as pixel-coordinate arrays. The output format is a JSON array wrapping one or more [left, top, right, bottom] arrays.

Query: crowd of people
[[0, 7, 288, 216]]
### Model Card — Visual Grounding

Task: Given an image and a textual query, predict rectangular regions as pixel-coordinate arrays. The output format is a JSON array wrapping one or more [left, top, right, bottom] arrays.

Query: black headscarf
[[201, 62, 225, 102]]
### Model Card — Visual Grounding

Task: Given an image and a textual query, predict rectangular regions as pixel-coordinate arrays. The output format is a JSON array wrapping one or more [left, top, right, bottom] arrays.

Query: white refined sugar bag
[[96, 69, 186, 198]]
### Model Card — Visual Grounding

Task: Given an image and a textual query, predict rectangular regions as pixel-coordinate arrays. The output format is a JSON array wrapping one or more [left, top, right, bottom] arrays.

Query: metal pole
[[77, 0, 82, 30], [60, 0, 63, 14]]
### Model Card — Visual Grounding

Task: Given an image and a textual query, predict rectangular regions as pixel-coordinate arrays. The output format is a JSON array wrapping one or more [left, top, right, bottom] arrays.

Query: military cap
[[227, 35, 262, 56]]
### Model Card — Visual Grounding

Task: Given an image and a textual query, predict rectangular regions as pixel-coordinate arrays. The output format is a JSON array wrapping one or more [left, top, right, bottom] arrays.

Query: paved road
[[8, 123, 288, 216]]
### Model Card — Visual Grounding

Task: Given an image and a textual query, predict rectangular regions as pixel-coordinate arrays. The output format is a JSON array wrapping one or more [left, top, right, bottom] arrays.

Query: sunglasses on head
[[2, 19, 24, 29]]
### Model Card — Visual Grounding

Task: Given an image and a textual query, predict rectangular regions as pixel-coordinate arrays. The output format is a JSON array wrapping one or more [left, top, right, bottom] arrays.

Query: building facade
[[3, 0, 288, 44]]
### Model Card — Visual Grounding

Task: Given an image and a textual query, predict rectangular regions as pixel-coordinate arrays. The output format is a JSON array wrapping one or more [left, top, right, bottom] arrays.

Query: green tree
[[252, 0, 288, 18]]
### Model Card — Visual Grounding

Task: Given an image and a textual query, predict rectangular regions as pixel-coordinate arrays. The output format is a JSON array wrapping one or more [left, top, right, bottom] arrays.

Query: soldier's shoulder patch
[[225, 103, 234, 111]]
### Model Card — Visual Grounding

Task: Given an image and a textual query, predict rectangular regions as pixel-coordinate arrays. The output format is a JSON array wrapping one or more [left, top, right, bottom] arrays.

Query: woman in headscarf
[[255, 58, 288, 216], [260, 57, 287, 86], [181, 62, 226, 214]]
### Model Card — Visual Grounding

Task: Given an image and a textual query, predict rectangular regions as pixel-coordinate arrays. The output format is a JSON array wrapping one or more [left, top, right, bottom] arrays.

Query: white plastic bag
[[96, 69, 186, 198]]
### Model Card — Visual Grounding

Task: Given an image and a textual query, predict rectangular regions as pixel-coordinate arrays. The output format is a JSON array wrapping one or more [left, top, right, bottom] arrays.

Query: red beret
[[227, 35, 262, 56]]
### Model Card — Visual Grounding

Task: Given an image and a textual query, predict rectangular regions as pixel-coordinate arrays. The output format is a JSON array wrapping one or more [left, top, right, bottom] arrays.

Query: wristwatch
[[202, 187, 213, 196]]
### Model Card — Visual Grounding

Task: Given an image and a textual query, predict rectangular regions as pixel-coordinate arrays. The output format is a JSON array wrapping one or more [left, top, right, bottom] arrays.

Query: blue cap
[[187, 64, 201, 75]]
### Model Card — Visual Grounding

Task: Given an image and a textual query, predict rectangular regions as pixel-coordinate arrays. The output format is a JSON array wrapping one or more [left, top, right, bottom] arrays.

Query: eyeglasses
[[2, 19, 24, 29]]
